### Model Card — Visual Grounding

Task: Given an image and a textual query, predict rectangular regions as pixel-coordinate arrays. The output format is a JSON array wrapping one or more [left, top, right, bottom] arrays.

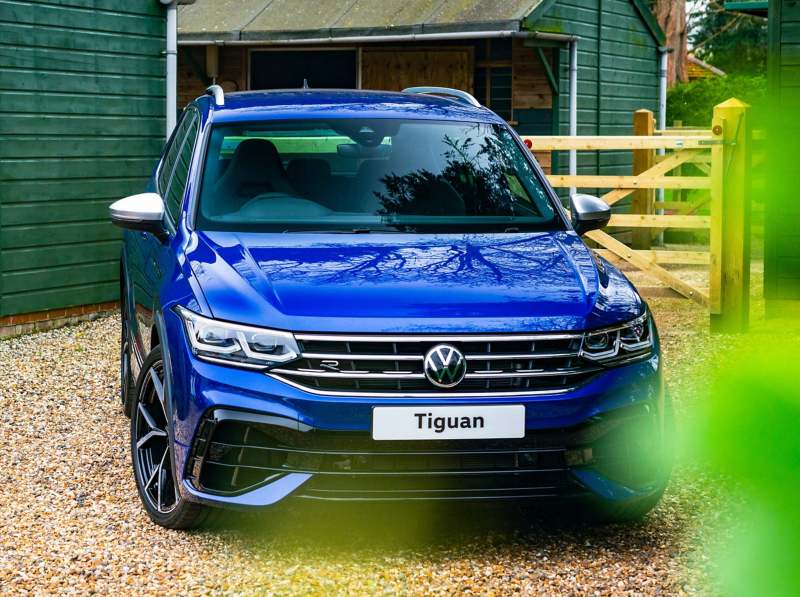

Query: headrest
[[229, 138, 282, 172]]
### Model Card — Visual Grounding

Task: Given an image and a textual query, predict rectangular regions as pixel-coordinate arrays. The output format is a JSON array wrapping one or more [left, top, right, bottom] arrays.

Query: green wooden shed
[[0, 0, 166, 332], [764, 0, 800, 318], [727, 0, 800, 318]]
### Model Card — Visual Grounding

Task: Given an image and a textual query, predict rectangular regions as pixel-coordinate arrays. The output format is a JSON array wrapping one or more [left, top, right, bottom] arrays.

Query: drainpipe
[[163, 0, 178, 138], [655, 46, 673, 245], [569, 40, 578, 198]]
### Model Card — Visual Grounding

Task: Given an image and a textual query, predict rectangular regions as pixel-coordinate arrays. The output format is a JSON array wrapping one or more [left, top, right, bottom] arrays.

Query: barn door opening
[[250, 49, 358, 90]]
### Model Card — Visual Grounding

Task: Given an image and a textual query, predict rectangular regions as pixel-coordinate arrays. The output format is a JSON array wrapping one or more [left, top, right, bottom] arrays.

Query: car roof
[[202, 89, 504, 124]]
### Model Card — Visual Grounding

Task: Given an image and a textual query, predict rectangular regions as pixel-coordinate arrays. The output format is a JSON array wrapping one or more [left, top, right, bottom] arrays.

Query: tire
[[131, 346, 220, 529], [120, 286, 136, 418]]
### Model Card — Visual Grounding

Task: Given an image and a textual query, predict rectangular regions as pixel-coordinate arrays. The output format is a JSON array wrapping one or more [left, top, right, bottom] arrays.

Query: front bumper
[[181, 401, 668, 506], [164, 311, 669, 509]]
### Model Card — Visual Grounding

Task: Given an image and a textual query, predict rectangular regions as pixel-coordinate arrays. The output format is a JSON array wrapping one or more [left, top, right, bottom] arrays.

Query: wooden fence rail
[[521, 98, 753, 332]]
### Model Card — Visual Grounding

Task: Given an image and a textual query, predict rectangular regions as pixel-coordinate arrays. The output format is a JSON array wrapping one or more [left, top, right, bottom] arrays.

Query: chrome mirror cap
[[109, 193, 168, 238], [569, 193, 611, 235], [110, 193, 165, 223]]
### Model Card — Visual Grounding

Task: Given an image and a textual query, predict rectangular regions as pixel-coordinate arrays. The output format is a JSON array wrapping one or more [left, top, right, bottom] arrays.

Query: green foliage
[[692, 339, 800, 597], [689, 0, 767, 77], [666, 76, 766, 127]]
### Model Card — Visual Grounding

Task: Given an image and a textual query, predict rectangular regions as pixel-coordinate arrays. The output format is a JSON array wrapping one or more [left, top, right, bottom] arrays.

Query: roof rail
[[205, 85, 225, 106], [402, 87, 481, 108]]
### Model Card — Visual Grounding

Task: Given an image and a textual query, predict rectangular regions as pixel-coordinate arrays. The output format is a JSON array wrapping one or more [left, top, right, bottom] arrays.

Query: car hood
[[184, 231, 642, 333]]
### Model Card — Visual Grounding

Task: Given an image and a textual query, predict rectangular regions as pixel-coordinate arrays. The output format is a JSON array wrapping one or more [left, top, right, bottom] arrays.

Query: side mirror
[[569, 193, 611, 236], [109, 193, 169, 240]]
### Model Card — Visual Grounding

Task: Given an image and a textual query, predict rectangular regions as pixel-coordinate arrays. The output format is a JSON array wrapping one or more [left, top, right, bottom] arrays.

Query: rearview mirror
[[109, 193, 169, 240], [337, 144, 392, 159], [569, 194, 611, 236]]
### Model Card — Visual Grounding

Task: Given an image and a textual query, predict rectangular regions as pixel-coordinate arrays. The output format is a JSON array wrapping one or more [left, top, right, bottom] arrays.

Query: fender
[[150, 300, 181, 498]]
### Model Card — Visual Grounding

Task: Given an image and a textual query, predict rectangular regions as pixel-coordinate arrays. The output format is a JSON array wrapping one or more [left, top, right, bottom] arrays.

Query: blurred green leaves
[[666, 76, 766, 127], [695, 338, 800, 596]]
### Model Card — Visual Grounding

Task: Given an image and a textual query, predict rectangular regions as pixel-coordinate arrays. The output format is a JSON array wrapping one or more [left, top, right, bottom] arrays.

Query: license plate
[[372, 405, 525, 441]]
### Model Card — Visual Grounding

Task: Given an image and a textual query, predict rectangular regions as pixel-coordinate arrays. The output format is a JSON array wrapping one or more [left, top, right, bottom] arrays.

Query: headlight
[[579, 311, 654, 366], [174, 306, 300, 369]]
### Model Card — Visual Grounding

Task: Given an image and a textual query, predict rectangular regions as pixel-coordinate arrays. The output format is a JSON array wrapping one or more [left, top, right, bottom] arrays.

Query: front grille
[[269, 333, 603, 396]]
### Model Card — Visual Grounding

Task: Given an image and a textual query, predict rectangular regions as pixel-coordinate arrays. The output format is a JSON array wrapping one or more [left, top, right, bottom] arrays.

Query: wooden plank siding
[[536, 0, 660, 201], [764, 0, 800, 312], [177, 46, 246, 108], [0, 0, 166, 316]]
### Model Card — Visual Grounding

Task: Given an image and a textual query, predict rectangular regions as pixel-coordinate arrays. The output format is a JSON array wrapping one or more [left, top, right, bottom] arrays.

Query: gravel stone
[[0, 300, 754, 596]]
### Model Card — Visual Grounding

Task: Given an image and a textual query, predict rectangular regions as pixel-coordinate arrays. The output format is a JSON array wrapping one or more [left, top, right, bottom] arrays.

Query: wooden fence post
[[632, 110, 655, 249], [710, 98, 751, 333]]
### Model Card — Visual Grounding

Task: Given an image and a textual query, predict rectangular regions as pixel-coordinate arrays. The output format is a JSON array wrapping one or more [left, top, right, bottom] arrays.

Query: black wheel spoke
[[133, 358, 179, 514], [136, 428, 168, 449], [148, 368, 165, 408]]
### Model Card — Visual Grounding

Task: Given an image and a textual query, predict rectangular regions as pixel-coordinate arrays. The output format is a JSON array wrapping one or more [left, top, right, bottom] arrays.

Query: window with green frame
[[473, 38, 513, 122]]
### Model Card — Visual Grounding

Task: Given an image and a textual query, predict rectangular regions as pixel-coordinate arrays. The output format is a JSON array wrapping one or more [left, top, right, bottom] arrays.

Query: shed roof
[[177, 0, 550, 42]]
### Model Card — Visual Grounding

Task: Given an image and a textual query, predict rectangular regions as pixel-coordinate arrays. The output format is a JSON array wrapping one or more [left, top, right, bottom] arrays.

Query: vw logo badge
[[423, 344, 467, 388]]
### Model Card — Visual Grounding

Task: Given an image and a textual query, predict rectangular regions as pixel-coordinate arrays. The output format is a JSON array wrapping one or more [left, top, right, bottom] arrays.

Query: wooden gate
[[522, 99, 753, 332]]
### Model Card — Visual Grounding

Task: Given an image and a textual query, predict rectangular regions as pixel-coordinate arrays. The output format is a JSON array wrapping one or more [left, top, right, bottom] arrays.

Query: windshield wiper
[[282, 227, 402, 234]]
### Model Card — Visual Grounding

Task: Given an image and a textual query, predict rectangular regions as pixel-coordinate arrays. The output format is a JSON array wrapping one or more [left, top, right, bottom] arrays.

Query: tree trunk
[[656, 0, 688, 84]]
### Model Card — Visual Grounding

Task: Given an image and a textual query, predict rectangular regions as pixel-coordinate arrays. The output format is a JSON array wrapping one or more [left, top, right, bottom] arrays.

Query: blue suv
[[111, 86, 672, 529]]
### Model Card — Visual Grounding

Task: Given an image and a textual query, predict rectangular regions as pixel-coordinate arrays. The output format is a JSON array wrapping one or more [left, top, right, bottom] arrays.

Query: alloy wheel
[[133, 359, 179, 514]]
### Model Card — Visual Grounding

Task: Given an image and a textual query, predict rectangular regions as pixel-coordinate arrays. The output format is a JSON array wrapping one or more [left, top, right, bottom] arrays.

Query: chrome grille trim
[[465, 351, 578, 360], [295, 333, 583, 343], [302, 353, 424, 361], [465, 367, 600, 378], [268, 373, 579, 398], [272, 369, 426, 379]]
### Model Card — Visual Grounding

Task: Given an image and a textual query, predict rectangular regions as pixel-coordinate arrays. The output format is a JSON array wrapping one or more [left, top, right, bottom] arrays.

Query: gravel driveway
[[0, 303, 739, 597]]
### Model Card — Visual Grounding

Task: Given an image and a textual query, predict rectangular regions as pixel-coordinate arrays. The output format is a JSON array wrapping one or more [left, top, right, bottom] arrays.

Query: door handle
[[140, 232, 149, 240]]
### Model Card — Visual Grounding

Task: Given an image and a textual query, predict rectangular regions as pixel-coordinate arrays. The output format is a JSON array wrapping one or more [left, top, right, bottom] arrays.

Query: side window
[[157, 112, 188, 197], [164, 114, 199, 223]]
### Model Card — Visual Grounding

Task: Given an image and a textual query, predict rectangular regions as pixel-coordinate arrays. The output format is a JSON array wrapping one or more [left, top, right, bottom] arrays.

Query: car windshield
[[195, 118, 563, 233]]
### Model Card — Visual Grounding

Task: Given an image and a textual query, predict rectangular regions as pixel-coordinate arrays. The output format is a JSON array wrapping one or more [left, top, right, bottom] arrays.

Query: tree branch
[[692, 14, 742, 51]]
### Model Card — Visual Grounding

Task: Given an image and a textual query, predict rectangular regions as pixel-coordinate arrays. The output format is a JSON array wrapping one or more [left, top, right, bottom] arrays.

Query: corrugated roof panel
[[426, 0, 544, 24], [177, 0, 273, 39], [333, 0, 444, 30], [178, 0, 545, 39], [242, 0, 356, 33]]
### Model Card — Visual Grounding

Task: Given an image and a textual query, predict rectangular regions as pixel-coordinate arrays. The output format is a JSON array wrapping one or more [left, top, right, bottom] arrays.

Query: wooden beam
[[585, 229, 709, 307], [638, 287, 690, 299], [546, 175, 711, 189], [709, 116, 724, 314], [179, 46, 210, 87], [600, 189, 634, 205], [710, 99, 751, 333], [655, 153, 711, 164], [643, 148, 705, 177], [535, 47, 559, 95], [594, 250, 711, 264], [607, 214, 711, 228], [656, 129, 712, 136], [650, 191, 712, 238], [522, 136, 713, 150], [632, 110, 655, 249]]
